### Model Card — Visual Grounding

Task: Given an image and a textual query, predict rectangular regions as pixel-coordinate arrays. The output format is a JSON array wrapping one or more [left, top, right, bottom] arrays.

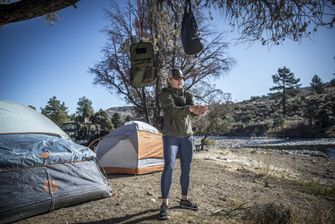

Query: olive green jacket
[[159, 87, 195, 137]]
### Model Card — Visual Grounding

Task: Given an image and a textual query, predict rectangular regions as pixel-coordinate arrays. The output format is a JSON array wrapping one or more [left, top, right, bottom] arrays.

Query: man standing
[[158, 68, 208, 220]]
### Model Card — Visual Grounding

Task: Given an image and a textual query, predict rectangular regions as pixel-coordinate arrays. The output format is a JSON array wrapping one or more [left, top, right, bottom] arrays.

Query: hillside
[[104, 81, 335, 138], [223, 81, 335, 138], [106, 106, 134, 116]]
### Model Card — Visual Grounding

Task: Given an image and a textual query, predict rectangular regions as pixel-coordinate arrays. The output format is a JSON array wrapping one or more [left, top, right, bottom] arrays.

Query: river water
[[194, 136, 335, 159]]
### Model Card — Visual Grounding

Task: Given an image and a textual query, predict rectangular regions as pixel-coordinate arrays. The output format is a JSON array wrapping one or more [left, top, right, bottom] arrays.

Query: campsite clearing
[[17, 145, 335, 224]]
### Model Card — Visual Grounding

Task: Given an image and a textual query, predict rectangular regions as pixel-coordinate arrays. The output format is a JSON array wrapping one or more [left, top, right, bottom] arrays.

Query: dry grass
[[289, 203, 335, 224], [208, 200, 335, 224], [300, 181, 335, 198], [241, 202, 335, 224], [242, 202, 291, 224], [255, 152, 273, 177]]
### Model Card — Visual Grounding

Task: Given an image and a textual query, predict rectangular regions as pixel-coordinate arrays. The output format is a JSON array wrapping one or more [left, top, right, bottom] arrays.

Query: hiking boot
[[180, 199, 198, 211], [158, 204, 169, 220]]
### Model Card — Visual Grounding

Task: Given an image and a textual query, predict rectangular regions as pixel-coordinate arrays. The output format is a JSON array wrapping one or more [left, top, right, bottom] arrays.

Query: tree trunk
[[141, 88, 151, 124], [282, 79, 286, 117], [0, 0, 78, 26], [151, 0, 163, 130], [200, 134, 208, 151], [154, 69, 162, 129], [282, 87, 286, 116]]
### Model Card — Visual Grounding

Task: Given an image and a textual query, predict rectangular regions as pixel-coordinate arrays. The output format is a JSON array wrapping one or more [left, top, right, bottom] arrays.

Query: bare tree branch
[[90, 0, 234, 126], [201, 0, 335, 45], [0, 0, 78, 26]]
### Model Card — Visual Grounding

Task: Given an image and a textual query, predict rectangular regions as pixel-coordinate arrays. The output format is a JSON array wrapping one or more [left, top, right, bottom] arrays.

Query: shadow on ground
[[81, 207, 179, 224]]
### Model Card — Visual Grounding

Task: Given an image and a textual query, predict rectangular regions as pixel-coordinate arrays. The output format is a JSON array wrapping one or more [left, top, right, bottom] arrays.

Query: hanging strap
[[184, 0, 191, 14], [137, 0, 143, 38]]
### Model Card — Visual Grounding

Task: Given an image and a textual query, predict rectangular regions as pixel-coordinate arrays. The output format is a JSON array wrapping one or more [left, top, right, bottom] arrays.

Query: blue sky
[[1, 0, 334, 114]]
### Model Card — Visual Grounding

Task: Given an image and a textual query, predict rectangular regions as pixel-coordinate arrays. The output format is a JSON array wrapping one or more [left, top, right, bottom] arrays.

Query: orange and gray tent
[[96, 121, 164, 174], [0, 100, 111, 224]]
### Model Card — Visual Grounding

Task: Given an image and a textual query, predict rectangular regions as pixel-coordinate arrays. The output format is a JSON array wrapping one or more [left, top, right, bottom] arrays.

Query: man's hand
[[189, 105, 208, 116]]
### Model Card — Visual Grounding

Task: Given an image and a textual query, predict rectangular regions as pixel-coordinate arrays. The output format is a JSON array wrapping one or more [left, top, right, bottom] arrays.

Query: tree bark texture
[[0, 0, 79, 26]]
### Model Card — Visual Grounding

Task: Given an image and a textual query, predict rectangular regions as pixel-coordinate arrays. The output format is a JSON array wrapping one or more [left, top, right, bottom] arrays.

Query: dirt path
[[17, 147, 335, 224]]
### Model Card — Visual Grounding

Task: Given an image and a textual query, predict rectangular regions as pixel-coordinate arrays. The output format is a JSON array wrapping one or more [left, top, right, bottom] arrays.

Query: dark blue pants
[[161, 135, 193, 199]]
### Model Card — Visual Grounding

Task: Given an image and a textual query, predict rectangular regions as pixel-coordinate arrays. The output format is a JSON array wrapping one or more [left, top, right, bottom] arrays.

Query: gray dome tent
[[0, 100, 111, 224], [96, 121, 164, 174]]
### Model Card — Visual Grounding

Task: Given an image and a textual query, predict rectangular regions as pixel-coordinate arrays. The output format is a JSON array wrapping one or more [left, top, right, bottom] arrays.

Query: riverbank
[[17, 144, 335, 224], [194, 136, 335, 158]]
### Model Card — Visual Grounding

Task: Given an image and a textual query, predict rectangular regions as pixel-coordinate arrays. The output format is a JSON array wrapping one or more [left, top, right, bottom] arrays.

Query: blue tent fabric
[[0, 134, 95, 170], [0, 134, 112, 224], [0, 101, 111, 224]]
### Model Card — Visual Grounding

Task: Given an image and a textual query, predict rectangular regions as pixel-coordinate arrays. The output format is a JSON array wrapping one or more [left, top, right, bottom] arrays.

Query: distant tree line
[[193, 66, 335, 138], [40, 96, 126, 131], [39, 65, 335, 138]]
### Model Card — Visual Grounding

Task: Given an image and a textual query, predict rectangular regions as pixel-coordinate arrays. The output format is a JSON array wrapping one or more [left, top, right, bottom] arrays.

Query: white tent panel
[[138, 158, 164, 168], [124, 120, 160, 134], [0, 100, 68, 137], [99, 139, 138, 169]]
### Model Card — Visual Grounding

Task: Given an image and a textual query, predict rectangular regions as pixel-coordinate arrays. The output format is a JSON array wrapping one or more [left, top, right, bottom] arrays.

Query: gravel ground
[[16, 141, 335, 224]]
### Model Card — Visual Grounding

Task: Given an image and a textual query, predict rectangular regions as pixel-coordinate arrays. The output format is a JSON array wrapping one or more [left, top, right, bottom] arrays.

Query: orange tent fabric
[[96, 121, 164, 174]]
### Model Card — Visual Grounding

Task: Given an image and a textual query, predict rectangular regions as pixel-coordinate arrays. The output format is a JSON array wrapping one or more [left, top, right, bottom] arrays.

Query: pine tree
[[111, 113, 122, 129], [125, 115, 132, 122], [310, 75, 325, 94], [76, 97, 94, 123], [91, 109, 114, 131], [270, 67, 301, 116], [41, 96, 70, 126]]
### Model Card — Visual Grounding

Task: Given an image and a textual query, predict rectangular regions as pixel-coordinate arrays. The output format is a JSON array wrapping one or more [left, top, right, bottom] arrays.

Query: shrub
[[243, 202, 291, 224], [273, 115, 285, 129], [325, 125, 335, 137], [290, 204, 335, 224], [201, 137, 215, 147], [301, 181, 335, 198]]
